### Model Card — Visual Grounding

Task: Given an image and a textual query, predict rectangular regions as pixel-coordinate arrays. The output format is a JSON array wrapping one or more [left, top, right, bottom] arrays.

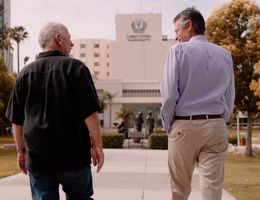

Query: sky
[[11, 0, 260, 72]]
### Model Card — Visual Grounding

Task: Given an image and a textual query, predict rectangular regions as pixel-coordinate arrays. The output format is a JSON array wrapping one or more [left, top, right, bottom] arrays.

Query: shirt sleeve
[[160, 46, 180, 132], [224, 53, 235, 122], [75, 65, 101, 120], [5, 80, 25, 125]]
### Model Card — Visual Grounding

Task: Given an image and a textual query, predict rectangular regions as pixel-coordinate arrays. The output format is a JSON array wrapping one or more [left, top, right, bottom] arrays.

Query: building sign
[[131, 19, 147, 33], [127, 18, 151, 42]]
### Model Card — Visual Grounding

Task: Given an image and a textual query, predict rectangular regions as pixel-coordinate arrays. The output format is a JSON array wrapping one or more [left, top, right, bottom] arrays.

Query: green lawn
[[0, 135, 19, 178], [1, 134, 260, 200], [224, 153, 260, 200]]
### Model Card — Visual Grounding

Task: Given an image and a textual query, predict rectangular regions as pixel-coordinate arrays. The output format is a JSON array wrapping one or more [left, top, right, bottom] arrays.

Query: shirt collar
[[38, 50, 65, 59], [189, 35, 208, 43]]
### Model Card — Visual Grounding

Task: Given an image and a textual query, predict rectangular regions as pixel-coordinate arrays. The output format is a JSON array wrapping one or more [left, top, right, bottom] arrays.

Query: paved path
[[0, 149, 236, 200]]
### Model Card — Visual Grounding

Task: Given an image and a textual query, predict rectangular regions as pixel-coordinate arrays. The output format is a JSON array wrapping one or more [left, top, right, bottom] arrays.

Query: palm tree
[[115, 107, 134, 138], [116, 107, 134, 123], [0, 26, 13, 61], [100, 91, 118, 128], [10, 26, 28, 73], [100, 91, 112, 112]]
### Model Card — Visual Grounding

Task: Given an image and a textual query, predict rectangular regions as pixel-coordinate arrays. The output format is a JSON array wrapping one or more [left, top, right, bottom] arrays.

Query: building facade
[[96, 13, 175, 128], [70, 38, 113, 80], [0, 0, 12, 71]]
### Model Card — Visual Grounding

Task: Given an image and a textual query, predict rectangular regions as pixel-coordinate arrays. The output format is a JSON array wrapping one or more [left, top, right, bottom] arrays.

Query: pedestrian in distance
[[160, 7, 235, 200], [6, 22, 104, 200]]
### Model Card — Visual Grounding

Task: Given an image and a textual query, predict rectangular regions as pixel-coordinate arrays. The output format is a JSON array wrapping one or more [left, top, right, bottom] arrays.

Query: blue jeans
[[29, 166, 94, 200]]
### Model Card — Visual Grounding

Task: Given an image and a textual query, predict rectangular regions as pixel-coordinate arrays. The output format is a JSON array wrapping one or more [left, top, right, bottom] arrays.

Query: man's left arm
[[12, 123, 27, 175], [224, 55, 235, 122]]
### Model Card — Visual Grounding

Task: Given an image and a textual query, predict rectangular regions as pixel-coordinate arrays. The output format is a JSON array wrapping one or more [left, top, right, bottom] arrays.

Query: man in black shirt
[[6, 22, 104, 200]]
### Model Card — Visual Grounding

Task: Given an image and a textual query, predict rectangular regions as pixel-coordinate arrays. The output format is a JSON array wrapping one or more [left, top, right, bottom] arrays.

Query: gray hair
[[38, 22, 68, 49], [173, 7, 205, 34]]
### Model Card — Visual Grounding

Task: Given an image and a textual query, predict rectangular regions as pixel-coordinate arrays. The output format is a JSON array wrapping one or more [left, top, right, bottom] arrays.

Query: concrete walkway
[[0, 149, 236, 200]]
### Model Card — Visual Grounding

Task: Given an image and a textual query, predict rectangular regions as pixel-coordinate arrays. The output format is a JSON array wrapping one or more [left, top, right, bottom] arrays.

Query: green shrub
[[148, 133, 168, 149], [102, 132, 124, 148]]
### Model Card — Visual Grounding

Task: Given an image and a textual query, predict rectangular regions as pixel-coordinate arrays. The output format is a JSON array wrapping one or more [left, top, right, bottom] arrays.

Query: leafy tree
[[0, 58, 15, 134], [206, 0, 260, 156], [10, 26, 28, 73], [250, 61, 260, 107]]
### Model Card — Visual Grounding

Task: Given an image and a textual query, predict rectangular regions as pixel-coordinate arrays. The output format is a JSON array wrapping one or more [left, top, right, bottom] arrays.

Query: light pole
[[24, 56, 29, 66]]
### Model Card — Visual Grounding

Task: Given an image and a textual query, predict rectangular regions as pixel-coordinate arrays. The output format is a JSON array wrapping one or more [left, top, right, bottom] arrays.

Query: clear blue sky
[[11, 0, 260, 72]]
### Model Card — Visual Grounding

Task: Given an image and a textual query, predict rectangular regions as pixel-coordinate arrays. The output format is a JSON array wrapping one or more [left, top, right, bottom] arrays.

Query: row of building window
[[96, 89, 160, 97], [79, 53, 110, 58], [80, 44, 110, 49], [93, 62, 110, 67], [123, 89, 160, 97], [93, 71, 110, 76]]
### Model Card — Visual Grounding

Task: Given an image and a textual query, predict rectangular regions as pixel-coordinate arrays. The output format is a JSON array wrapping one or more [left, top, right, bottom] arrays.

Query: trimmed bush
[[149, 133, 168, 149], [102, 132, 124, 148]]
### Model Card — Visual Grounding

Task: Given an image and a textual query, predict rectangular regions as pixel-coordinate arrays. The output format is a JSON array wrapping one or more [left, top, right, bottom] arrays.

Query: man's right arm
[[85, 112, 104, 173], [12, 123, 27, 175], [160, 47, 180, 132]]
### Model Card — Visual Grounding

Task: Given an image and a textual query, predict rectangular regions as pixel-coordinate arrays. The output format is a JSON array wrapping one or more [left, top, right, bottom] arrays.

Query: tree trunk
[[245, 116, 253, 156], [17, 42, 20, 73]]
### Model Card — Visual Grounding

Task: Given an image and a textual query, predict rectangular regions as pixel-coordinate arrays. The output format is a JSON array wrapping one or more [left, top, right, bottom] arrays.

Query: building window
[[94, 44, 99, 48], [94, 71, 100, 76], [106, 45, 110, 49], [94, 53, 100, 57], [80, 44, 86, 48], [94, 62, 99, 66], [107, 54, 110, 58], [107, 72, 110, 76], [80, 53, 86, 57], [107, 63, 110, 67]]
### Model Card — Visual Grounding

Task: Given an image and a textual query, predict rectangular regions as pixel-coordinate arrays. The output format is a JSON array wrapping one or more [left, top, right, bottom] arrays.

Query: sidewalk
[[0, 149, 236, 200]]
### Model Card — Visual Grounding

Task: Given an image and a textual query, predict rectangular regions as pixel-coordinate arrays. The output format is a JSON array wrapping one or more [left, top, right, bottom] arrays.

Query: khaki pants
[[168, 118, 228, 200]]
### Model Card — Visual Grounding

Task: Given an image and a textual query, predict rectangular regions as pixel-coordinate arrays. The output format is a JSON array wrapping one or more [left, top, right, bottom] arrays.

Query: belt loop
[[206, 115, 209, 120], [189, 115, 192, 120]]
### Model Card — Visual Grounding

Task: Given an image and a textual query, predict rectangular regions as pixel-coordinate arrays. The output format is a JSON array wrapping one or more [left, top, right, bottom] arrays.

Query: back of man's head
[[38, 22, 67, 49], [174, 7, 205, 35]]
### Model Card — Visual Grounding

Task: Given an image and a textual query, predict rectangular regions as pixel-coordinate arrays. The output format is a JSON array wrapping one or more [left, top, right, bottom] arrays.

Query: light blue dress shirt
[[160, 35, 235, 131]]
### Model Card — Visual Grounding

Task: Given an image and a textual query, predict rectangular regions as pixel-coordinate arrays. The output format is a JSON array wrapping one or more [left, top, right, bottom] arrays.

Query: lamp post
[[24, 56, 29, 66]]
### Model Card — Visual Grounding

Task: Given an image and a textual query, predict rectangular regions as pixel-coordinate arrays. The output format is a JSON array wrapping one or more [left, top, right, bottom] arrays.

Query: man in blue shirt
[[160, 7, 235, 200]]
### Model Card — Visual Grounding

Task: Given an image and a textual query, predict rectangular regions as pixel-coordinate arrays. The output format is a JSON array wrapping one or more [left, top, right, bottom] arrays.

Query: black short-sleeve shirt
[[5, 51, 101, 172]]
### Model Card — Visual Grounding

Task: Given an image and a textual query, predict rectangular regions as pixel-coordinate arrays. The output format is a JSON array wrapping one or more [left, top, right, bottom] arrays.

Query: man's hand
[[91, 146, 104, 173], [17, 152, 27, 175]]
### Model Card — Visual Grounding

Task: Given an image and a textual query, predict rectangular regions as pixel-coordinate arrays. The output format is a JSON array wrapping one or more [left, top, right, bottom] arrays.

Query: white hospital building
[[71, 13, 175, 128]]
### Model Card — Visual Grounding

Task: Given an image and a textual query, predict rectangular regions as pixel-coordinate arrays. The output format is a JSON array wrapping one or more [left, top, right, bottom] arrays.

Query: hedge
[[102, 132, 124, 148], [148, 133, 168, 149]]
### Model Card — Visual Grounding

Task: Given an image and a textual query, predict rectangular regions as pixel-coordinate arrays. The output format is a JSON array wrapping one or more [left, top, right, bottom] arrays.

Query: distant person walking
[[160, 7, 235, 200], [6, 22, 104, 200]]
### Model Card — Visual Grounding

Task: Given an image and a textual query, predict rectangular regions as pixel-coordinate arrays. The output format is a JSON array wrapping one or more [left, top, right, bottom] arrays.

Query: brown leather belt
[[175, 114, 223, 120]]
